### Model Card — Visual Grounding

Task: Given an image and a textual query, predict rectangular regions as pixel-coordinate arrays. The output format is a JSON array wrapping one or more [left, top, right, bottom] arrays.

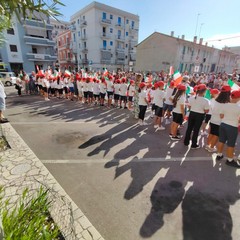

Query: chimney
[[182, 35, 185, 40], [193, 36, 197, 43], [199, 38, 203, 45], [171, 31, 174, 37], [205, 42, 208, 46]]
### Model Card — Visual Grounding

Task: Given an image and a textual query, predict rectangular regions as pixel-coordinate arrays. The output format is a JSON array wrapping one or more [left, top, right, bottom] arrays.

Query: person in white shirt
[[216, 90, 240, 167], [184, 84, 210, 149], [93, 78, 100, 105], [86, 77, 93, 104], [99, 78, 107, 106], [138, 82, 148, 125], [76, 76, 83, 102], [128, 80, 135, 110], [0, 80, 8, 123], [153, 81, 166, 130], [106, 77, 114, 108], [56, 75, 63, 99], [205, 86, 230, 152], [82, 78, 88, 103], [163, 81, 175, 124], [170, 84, 186, 140], [113, 79, 121, 107], [119, 78, 128, 109]]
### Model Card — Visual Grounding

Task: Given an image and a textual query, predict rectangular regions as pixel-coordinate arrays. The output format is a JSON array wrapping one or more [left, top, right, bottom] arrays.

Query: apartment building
[[70, 1, 139, 71], [135, 32, 239, 74], [0, 13, 57, 73], [57, 30, 76, 71]]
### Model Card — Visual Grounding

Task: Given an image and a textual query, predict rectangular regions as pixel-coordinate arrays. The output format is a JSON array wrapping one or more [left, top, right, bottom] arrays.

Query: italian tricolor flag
[[228, 79, 240, 90], [173, 70, 183, 86], [64, 70, 71, 77]]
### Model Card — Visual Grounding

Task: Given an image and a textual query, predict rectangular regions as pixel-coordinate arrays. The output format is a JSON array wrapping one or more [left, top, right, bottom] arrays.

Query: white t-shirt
[[93, 82, 100, 94], [173, 95, 186, 114], [138, 90, 147, 106], [208, 98, 216, 115], [82, 82, 88, 92], [210, 101, 224, 125], [119, 83, 128, 96], [106, 80, 114, 92], [128, 85, 135, 97], [189, 96, 209, 114], [100, 82, 107, 94], [154, 89, 165, 108], [77, 81, 83, 91], [114, 84, 120, 95], [221, 102, 240, 127], [87, 82, 93, 92], [164, 87, 174, 105]]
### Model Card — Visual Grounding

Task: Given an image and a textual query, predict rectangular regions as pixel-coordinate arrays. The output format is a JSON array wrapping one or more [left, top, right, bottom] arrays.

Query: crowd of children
[[14, 69, 240, 168]]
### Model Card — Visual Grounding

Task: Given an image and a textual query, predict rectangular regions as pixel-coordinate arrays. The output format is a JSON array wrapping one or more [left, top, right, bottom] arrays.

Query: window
[[125, 55, 128, 59], [110, 14, 113, 20], [103, 40, 107, 49], [118, 17, 121, 25], [7, 28, 14, 35], [126, 44, 128, 48], [126, 32, 128, 36], [79, 55, 81, 59], [126, 19, 129, 24], [118, 30, 121, 38], [131, 21, 135, 29], [77, 19, 80, 24], [110, 41, 113, 46], [79, 43, 81, 48], [102, 12, 106, 19], [78, 31, 80, 37], [83, 16, 85, 20], [10, 45, 17, 52], [73, 33, 76, 42], [32, 47, 37, 54], [84, 42, 87, 48], [110, 28, 113, 33]]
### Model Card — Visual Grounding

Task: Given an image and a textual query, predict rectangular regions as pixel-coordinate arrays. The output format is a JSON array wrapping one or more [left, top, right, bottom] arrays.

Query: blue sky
[[58, 0, 240, 49]]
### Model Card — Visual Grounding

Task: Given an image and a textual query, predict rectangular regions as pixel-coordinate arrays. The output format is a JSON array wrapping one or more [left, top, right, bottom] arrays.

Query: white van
[[0, 72, 17, 86]]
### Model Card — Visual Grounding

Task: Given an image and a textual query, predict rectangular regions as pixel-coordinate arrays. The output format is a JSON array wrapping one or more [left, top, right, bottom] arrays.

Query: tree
[[0, 0, 64, 41]]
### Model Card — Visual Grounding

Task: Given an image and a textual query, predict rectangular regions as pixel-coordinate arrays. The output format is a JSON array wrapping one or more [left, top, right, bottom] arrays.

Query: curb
[[0, 123, 104, 240]]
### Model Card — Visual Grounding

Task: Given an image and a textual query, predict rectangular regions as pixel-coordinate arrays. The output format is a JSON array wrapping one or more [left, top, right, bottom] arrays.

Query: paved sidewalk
[[0, 123, 104, 240]]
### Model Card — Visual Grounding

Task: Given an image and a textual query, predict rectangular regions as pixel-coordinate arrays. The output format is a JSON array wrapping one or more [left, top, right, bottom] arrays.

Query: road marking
[[41, 156, 215, 164]]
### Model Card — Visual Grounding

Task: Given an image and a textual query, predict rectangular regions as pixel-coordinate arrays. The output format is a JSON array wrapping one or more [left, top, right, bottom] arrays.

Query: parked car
[[0, 72, 17, 86]]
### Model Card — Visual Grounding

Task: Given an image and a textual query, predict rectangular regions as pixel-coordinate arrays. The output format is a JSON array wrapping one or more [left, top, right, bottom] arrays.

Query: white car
[[0, 72, 17, 86]]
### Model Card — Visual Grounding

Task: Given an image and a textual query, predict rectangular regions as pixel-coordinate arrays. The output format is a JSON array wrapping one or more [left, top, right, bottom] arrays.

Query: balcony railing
[[24, 36, 55, 46], [116, 48, 125, 53], [115, 23, 124, 28], [116, 59, 125, 65], [101, 18, 111, 24], [101, 48, 111, 52], [80, 20, 87, 27], [26, 53, 57, 61], [82, 48, 88, 53], [101, 33, 111, 38], [81, 59, 89, 64], [116, 35, 125, 41], [81, 34, 87, 40], [101, 59, 111, 64], [23, 19, 53, 30]]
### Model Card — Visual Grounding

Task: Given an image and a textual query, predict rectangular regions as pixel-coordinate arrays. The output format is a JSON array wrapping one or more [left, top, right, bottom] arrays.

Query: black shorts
[[219, 122, 238, 147], [50, 88, 55, 94], [173, 112, 183, 125], [64, 87, 69, 94], [58, 89, 63, 95], [88, 91, 93, 98], [114, 94, 120, 100], [107, 91, 113, 99], [94, 94, 99, 99], [128, 96, 133, 102], [100, 93, 106, 99], [83, 91, 88, 99], [155, 106, 163, 117], [42, 87, 47, 93], [152, 103, 156, 111], [120, 96, 127, 102], [205, 114, 211, 124], [209, 122, 219, 136], [39, 85, 43, 90]]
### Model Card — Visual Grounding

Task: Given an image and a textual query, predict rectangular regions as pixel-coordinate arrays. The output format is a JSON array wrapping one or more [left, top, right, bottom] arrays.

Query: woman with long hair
[[170, 84, 186, 140], [184, 84, 210, 149], [205, 86, 230, 152]]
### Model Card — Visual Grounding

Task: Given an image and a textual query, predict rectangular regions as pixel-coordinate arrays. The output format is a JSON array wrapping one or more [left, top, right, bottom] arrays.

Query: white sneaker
[[142, 122, 148, 126], [157, 126, 165, 130], [45, 98, 50, 101], [138, 120, 143, 125], [205, 145, 210, 151], [201, 131, 208, 136], [207, 147, 217, 153], [154, 124, 158, 128], [165, 119, 171, 125]]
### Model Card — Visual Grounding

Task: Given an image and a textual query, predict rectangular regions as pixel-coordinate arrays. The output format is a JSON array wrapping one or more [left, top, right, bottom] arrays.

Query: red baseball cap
[[154, 82, 159, 89], [210, 89, 219, 95], [221, 85, 231, 92], [170, 81, 175, 87], [157, 81, 165, 87], [177, 84, 186, 91], [231, 90, 240, 99], [197, 84, 207, 91], [139, 82, 146, 88]]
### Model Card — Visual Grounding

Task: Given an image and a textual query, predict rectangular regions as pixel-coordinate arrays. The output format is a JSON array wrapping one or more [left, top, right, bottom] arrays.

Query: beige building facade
[[135, 32, 239, 74]]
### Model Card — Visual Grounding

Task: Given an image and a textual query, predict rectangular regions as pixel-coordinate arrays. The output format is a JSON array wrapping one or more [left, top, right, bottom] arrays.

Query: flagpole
[[194, 13, 200, 36]]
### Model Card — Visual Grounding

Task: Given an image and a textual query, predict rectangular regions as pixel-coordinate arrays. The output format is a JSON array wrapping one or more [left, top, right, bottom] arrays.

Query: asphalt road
[[4, 86, 240, 240]]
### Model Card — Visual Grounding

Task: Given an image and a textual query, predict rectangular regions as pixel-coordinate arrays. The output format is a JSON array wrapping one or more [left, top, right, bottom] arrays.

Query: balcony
[[129, 27, 139, 33], [71, 43, 77, 53], [24, 36, 55, 46], [26, 53, 57, 61], [116, 59, 125, 65], [70, 25, 76, 31], [101, 48, 111, 53], [81, 59, 89, 64], [101, 59, 111, 64], [81, 34, 87, 40], [80, 20, 87, 27], [116, 35, 125, 42], [101, 18, 111, 25], [115, 23, 124, 28], [82, 48, 88, 53], [23, 19, 53, 30], [116, 48, 125, 53], [101, 32, 111, 39]]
